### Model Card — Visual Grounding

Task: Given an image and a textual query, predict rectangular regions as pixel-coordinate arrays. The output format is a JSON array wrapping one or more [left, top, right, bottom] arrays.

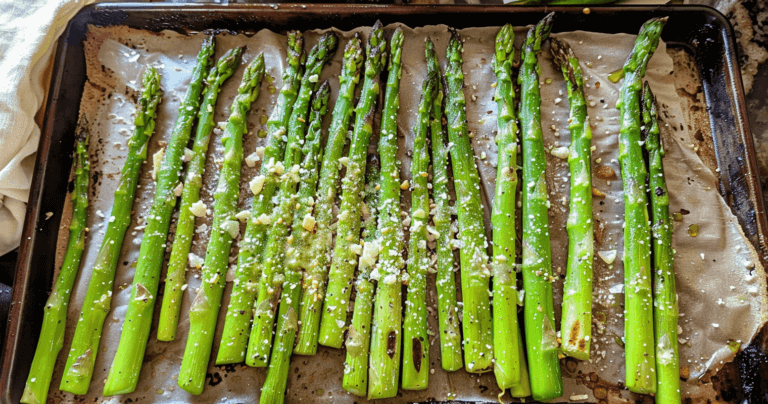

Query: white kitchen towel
[[0, 0, 95, 257]]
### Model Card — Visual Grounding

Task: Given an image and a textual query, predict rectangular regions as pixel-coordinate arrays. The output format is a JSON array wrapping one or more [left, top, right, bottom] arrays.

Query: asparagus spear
[[366, 27, 406, 400], [290, 36, 364, 359], [296, 22, 387, 356], [490, 23, 523, 390], [317, 28, 387, 349], [642, 82, 680, 404], [425, 38, 463, 373], [510, 340, 533, 398], [401, 72, 437, 391], [216, 32, 305, 365], [444, 29, 493, 374], [59, 67, 161, 395], [259, 82, 332, 404], [551, 38, 595, 361], [158, 47, 243, 342], [21, 117, 91, 404], [519, 14, 564, 401], [247, 33, 339, 367], [342, 155, 381, 396], [176, 54, 266, 395], [617, 17, 666, 394]]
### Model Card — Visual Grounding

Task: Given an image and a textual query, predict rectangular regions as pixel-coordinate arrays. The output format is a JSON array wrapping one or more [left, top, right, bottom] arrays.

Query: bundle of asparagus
[[22, 116, 91, 404], [38, 17, 690, 402]]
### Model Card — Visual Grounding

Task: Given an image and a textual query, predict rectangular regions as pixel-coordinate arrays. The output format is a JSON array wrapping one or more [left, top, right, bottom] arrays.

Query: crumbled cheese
[[181, 147, 194, 162], [256, 146, 265, 158], [188, 253, 204, 269], [189, 200, 207, 217], [250, 175, 266, 195], [302, 214, 316, 231], [400, 180, 410, 190], [235, 210, 252, 222], [152, 148, 165, 180], [221, 220, 240, 239], [598, 250, 617, 264], [174, 182, 184, 197], [245, 152, 260, 168], [349, 244, 363, 255], [569, 394, 589, 401], [551, 146, 569, 159], [256, 213, 271, 225], [339, 157, 349, 167]]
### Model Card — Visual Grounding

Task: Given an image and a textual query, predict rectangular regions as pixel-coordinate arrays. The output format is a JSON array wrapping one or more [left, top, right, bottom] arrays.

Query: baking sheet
[[47, 22, 768, 403]]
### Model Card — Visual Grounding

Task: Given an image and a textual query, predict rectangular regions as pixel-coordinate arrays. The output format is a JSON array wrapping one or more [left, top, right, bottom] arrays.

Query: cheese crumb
[[302, 214, 316, 231], [189, 200, 207, 217], [152, 148, 165, 180], [245, 152, 260, 168], [250, 175, 266, 195]]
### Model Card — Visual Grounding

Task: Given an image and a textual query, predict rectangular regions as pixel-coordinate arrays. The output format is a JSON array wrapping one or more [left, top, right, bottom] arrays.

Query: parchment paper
[[47, 22, 768, 403]]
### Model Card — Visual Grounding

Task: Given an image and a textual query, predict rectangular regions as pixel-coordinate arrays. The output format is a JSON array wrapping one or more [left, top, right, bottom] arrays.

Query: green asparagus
[[176, 54, 265, 395], [551, 38, 595, 361], [102, 39, 214, 396], [642, 82, 680, 403], [216, 32, 305, 365], [318, 29, 390, 348], [366, 27, 407, 400], [519, 13, 564, 401], [21, 117, 91, 404], [158, 47, 243, 342], [342, 155, 381, 396], [425, 38, 463, 373], [401, 72, 437, 391], [617, 17, 666, 394], [291, 36, 365, 359], [260, 81, 333, 404], [296, 21, 387, 356], [444, 28, 493, 374], [490, 23, 523, 390], [59, 67, 161, 395], [247, 33, 339, 367]]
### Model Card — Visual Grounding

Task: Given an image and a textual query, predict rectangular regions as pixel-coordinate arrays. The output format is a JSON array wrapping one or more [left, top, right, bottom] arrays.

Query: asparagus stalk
[[444, 29, 493, 374], [519, 14, 564, 401], [158, 47, 243, 342], [259, 82, 333, 404], [551, 38, 595, 361], [401, 72, 437, 391], [176, 54, 266, 395], [290, 37, 364, 359], [102, 39, 214, 396], [425, 38, 463, 373], [617, 17, 666, 394], [342, 155, 381, 396], [490, 23, 523, 390], [510, 340, 533, 398], [317, 28, 388, 349], [296, 22, 387, 356], [59, 67, 161, 395], [642, 82, 680, 404], [247, 33, 339, 367], [21, 117, 91, 404], [216, 32, 305, 365], [366, 27, 406, 400]]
